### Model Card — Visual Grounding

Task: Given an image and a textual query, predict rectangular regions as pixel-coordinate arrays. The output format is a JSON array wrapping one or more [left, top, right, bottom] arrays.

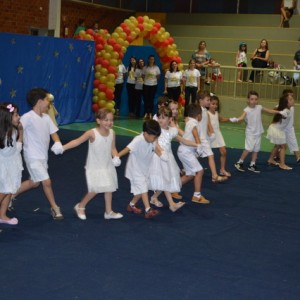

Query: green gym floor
[[60, 117, 300, 154]]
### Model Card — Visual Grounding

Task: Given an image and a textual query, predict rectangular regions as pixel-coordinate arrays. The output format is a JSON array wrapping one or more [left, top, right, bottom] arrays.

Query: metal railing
[[199, 66, 300, 101]]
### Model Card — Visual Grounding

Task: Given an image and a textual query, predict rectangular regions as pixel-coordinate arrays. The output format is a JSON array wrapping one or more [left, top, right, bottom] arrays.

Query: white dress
[[266, 109, 290, 145], [85, 128, 118, 193], [148, 127, 181, 193], [0, 131, 23, 194], [208, 111, 225, 148]]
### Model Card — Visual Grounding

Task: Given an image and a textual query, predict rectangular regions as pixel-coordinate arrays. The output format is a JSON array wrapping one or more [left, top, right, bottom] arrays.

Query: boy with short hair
[[118, 119, 162, 219], [15, 88, 64, 220]]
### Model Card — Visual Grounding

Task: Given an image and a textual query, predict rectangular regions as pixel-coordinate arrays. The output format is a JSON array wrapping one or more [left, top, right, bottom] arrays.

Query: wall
[[0, 0, 49, 34]]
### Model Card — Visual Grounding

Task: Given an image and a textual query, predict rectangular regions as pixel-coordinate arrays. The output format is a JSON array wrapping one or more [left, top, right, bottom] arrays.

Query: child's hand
[[279, 110, 288, 118], [160, 151, 169, 162], [51, 142, 64, 155], [196, 144, 203, 156], [229, 117, 239, 123], [112, 156, 121, 167], [208, 133, 216, 142]]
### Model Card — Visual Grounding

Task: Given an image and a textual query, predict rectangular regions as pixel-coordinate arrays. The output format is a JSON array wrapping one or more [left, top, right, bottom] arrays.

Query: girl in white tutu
[[267, 94, 293, 170], [208, 95, 232, 177], [0, 103, 23, 225], [149, 107, 199, 212], [61, 108, 123, 220]]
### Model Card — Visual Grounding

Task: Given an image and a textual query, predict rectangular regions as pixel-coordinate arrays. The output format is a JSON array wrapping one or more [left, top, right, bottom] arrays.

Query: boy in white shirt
[[234, 90, 281, 173], [118, 120, 162, 219], [15, 88, 64, 220]]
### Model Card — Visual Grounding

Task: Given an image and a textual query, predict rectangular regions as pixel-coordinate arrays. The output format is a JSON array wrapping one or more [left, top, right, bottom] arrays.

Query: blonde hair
[[95, 108, 112, 122]]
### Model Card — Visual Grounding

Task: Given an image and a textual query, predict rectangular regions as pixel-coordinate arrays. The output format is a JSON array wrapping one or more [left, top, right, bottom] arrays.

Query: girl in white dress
[[267, 94, 293, 170], [149, 107, 198, 212], [62, 108, 123, 220], [208, 95, 231, 177], [0, 103, 23, 225]]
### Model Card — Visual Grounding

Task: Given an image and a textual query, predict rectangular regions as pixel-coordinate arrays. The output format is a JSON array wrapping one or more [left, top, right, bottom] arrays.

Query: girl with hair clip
[[236, 42, 248, 82], [149, 107, 201, 211], [208, 95, 232, 177], [164, 60, 183, 102], [0, 103, 23, 225], [126, 56, 137, 118], [267, 94, 293, 170], [58, 108, 123, 220]]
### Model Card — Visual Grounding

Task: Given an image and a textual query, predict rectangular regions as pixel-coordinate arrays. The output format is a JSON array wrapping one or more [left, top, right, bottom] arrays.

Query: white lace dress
[[148, 127, 181, 193], [85, 128, 118, 193], [0, 131, 23, 194], [208, 111, 226, 148]]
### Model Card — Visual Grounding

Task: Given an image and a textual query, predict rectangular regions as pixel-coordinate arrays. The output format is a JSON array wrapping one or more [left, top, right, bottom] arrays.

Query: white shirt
[[183, 69, 200, 87], [21, 110, 58, 160], [115, 64, 127, 84], [244, 105, 264, 136], [180, 118, 198, 152], [125, 133, 155, 180], [143, 65, 160, 86], [165, 71, 182, 88], [135, 69, 144, 90], [127, 67, 136, 84]]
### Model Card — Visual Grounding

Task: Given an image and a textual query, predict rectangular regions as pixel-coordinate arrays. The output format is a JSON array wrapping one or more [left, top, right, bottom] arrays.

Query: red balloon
[[107, 38, 116, 46], [137, 24, 144, 31], [169, 37, 174, 44], [113, 43, 121, 52], [86, 29, 94, 36], [126, 35, 133, 43], [150, 27, 158, 35], [98, 83, 107, 92], [96, 43, 104, 51], [93, 79, 100, 88], [137, 16, 144, 23], [95, 36, 105, 45], [154, 22, 161, 29], [102, 59, 110, 68], [106, 89, 114, 100], [92, 103, 99, 112], [119, 52, 124, 60], [175, 57, 182, 63], [108, 65, 116, 74]]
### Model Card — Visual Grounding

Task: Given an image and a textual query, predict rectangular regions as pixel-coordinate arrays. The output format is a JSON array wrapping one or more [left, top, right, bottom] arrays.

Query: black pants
[[143, 84, 157, 114], [134, 89, 143, 118], [126, 83, 136, 114], [114, 83, 124, 110], [167, 86, 181, 102], [184, 86, 197, 116]]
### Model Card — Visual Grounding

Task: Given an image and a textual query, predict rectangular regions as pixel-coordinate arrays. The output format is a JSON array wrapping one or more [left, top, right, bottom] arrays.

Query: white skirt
[[267, 124, 286, 145]]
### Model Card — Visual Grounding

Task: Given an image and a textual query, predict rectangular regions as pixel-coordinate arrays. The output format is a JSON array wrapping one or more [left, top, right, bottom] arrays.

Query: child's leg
[[13, 179, 40, 198], [150, 190, 163, 207], [164, 191, 185, 212], [103, 192, 123, 219], [237, 70, 242, 81], [181, 175, 194, 185], [219, 146, 230, 175], [130, 194, 142, 206], [41, 178, 60, 209], [208, 155, 227, 182], [279, 144, 292, 169], [268, 145, 280, 164], [79, 191, 97, 208], [250, 151, 258, 165], [0, 193, 12, 220], [141, 192, 151, 211], [239, 149, 249, 161], [192, 170, 209, 204]]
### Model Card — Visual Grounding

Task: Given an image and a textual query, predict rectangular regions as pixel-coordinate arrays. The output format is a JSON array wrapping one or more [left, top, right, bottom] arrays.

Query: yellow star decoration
[[77, 57, 81, 63], [82, 82, 87, 89], [54, 51, 59, 58], [69, 44, 74, 51], [10, 89, 17, 98], [63, 82, 68, 88], [10, 38, 16, 44], [17, 66, 24, 74], [87, 45, 93, 52], [36, 55, 41, 61]]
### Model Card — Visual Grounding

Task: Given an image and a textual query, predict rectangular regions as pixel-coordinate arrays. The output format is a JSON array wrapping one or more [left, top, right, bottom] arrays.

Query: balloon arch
[[77, 15, 184, 114]]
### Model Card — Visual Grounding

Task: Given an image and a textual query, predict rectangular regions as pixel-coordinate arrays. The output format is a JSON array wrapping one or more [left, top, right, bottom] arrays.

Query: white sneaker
[[104, 211, 123, 220], [74, 203, 86, 220]]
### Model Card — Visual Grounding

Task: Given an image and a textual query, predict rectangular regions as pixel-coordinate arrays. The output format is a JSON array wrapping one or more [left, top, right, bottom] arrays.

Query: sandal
[[279, 165, 293, 170], [220, 170, 231, 177], [169, 201, 185, 212], [74, 203, 86, 220], [267, 160, 279, 166], [150, 197, 163, 208], [212, 175, 228, 183]]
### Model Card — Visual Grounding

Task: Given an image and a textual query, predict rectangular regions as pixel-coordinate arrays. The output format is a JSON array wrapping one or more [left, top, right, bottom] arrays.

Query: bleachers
[[159, 13, 300, 129]]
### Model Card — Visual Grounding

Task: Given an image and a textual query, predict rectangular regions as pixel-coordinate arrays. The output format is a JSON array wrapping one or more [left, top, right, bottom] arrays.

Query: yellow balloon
[[100, 68, 108, 76], [107, 74, 115, 81], [143, 16, 149, 21], [107, 81, 115, 89], [121, 46, 127, 53], [106, 102, 114, 110], [149, 19, 155, 25], [100, 76, 107, 83], [79, 30, 85, 36], [112, 32, 119, 39], [110, 59, 118, 66], [120, 32, 127, 40], [95, 72, 101, 79], [111, 51, 119, 59], [98, 100, 107, 108], [95, 64, 102, 72], [115, 27, 123, 34], [103, 52, 111, 60], [98, 92, 106, 99], [93, 88, 99, 95], [165, 32, 170, 39], [93, 96, 98, 103]]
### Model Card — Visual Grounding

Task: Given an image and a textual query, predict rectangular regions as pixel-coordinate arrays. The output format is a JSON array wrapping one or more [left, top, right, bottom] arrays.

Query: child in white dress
[[0, 103, 23, 225], [208, 95, 232, 177], [118, 120, 162, 219], [149, 107, 199, 211], [60, 108, 123, 220], [236, 42, 248, 82], [267, 94, 293, 170], [177, 104, 210, 204]]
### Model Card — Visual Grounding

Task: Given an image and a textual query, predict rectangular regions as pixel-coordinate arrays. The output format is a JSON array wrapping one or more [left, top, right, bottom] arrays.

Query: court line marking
[[113, 125, 140, 135]]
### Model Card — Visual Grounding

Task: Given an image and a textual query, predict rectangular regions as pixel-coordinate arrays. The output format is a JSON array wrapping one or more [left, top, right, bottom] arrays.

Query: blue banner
[[0, 33, 95, 125]]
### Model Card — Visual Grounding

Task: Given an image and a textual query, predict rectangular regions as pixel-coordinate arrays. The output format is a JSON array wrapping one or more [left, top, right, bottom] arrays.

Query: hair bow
[[6, 104, 15, 113]]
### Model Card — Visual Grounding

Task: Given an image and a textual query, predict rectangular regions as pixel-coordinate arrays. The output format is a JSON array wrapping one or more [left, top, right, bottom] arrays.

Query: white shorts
[[177, 146, 203, 176], [129, 177, 148, 195], [285, 128, 299, 153], [245, 134, 261, 152], [25, 158, 49, 182], [200, 139, 214, 157]]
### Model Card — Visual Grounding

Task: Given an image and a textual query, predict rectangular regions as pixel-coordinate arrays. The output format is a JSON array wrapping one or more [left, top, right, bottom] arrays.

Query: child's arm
[[118, 147, 130, 158], [63, 130, 94, 151], [175, 135, 197, 147], [262, 107, 281, 115], [51, 132, 61, 143], [111, 131, 118, 157], [192, 126, 201, 144], [17, 122, 23, 143], [207, 114, 215, 135], [219, 114, 230, 122], [235, 111, 247, 122]]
